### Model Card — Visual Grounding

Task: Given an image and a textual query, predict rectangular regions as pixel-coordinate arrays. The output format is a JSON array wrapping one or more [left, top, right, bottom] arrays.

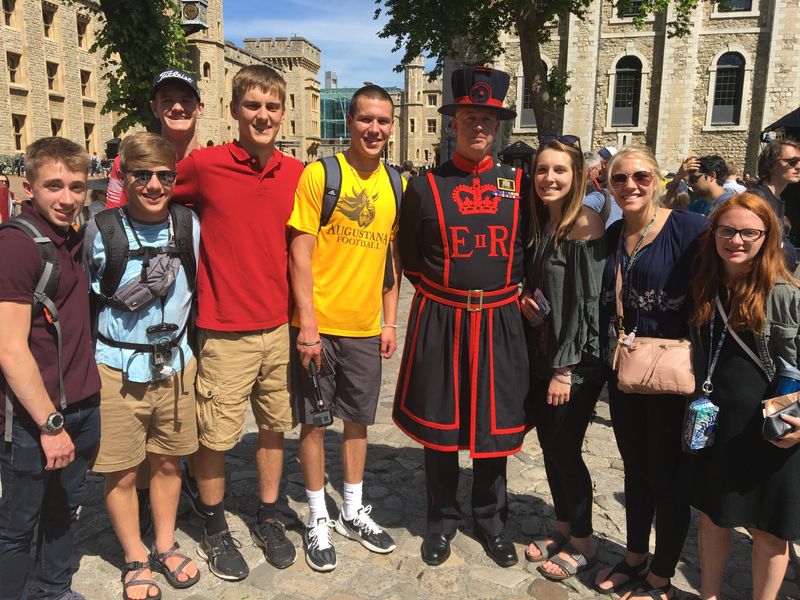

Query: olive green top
[[527, 234, 606, 382]]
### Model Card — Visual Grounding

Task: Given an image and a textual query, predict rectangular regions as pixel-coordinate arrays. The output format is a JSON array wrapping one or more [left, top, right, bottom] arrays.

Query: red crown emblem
[[451, 178, 500, 215]]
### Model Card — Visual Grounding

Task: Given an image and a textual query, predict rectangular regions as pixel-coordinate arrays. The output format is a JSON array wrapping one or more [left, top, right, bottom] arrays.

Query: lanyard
[[619, 206, 659, 278], [702, 299, 728, 394]]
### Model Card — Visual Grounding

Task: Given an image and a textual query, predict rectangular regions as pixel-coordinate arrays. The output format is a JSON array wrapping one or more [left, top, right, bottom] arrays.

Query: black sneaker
[[138, 491, 153, 538], [197, 529, 249, 581], [303, 518, 337, 572], [334, 505, 396, 554], [251, 519, 297, 569], [181, 463, 205, 519]]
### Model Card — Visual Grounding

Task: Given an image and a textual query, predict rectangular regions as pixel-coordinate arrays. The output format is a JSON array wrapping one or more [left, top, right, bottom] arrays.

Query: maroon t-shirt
[[0, 203, 100, 429]]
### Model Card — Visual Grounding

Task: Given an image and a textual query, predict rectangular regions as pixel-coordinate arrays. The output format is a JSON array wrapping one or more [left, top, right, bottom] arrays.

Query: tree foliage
[[375, 0, 703, 135], [84, 0, 190, 134]]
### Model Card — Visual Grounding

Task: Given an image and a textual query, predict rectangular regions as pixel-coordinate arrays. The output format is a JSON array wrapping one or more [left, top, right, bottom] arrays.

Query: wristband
[[382, 324, 398, 329], [296, 339, 321, 347], [553, 374, 572, 385]]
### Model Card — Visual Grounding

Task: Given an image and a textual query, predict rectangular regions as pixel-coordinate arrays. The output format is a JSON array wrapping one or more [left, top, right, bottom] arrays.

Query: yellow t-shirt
[[288, 154, 404, 337]]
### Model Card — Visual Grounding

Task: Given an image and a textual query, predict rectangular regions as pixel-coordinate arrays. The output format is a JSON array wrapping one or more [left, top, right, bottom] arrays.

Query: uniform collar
[[452, 152, 494, 175], [20, 202, 73, 245], [227, 140, 283, 175]]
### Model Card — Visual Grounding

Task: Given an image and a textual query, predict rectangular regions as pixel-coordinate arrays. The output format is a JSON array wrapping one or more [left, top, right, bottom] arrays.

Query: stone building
[[397, 56, 443, 168], [450, 0, 800, 172]]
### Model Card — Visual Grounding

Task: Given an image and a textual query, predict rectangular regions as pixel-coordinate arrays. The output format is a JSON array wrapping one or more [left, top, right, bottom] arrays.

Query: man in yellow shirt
[[288, 84, 402, 572]]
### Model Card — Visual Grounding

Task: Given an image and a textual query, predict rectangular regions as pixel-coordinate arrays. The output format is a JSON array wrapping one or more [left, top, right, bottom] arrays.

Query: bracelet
[[382, 324, 398, 329], [296, 339, 321, 347], [553, 374, 572, 385]]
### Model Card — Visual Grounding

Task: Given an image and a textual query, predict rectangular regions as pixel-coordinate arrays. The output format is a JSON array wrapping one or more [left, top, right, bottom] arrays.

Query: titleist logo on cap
[[157, 69, 195, 85]]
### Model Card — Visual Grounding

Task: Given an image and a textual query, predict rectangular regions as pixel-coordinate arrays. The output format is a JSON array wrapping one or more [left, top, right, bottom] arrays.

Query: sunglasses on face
[[714, 225, 766, 243], [538, 134, 581, 148], [688, 172, 707, 185], [127, 169, 177, 186], [609, 170, 653, 188], [779, 157, 800, 168]]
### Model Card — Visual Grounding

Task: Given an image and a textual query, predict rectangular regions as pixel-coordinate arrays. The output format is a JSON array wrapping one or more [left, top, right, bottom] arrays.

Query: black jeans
[[608, 383, 690, 579], [0, 395, 100, 600], [531, 374, 604, 538], [423, 447, 508, 537]]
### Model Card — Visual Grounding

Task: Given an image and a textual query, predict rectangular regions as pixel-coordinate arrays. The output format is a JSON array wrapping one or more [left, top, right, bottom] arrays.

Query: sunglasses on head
[[780, 157, 800, 168], [609, 170, 653, 188], [128, 169, 177, 186], [538, 135, 581, 148]]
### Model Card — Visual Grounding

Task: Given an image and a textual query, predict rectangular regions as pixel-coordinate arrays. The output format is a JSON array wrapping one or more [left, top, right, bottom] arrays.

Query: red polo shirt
[[172, 142, 303, 331], [0, 203, 101, 429]]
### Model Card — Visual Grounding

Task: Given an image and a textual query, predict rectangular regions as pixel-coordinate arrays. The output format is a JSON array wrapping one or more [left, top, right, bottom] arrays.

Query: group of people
[[1, 61, 800, 600]]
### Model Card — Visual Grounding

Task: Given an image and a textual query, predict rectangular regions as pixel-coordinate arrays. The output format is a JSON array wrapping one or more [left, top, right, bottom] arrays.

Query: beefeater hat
[[438, 66, 516, 120]]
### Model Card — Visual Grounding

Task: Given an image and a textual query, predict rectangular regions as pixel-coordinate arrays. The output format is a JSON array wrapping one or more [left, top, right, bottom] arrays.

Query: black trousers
[[608, 382, 690, 579], [424, 447, 508, 536], [531, 374, 604, 538]]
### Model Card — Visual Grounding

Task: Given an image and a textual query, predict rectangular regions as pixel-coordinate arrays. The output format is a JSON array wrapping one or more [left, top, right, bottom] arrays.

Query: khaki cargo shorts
[[195, 324, 294, 451], [92, 356, 199, 473]]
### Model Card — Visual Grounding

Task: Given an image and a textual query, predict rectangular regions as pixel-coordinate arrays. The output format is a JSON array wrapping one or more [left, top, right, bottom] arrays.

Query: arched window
[[711, 52, 744, 125], [612, 56, 642, 126], [203, 62, 211, 79]]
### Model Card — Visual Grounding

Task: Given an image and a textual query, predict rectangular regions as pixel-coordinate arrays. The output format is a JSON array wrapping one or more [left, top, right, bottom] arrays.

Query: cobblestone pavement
[[57, 283, 800, 599]]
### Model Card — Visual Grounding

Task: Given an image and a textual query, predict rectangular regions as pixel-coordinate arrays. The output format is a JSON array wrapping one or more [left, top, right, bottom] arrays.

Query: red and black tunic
[[393, 154, 530, 458]]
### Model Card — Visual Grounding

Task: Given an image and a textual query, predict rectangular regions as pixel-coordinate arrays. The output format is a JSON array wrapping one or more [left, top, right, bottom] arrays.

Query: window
[[50, 119, 62, 136], [290, 94, 295, 109], [612, 56, 642, 126], [424, 149, 430, 162], [202, 62, 210, 79], [718, 0, 752, 10], [617, 0, 645, 17], [312, 94, 319, 110], [12, 114, 25, 151], [427, 94, 436, 106], [83, 122, 93, 151], [80, 70, 91, 96], [711, 52, 745, 125], [2, 0, 15, 27], [290, 120, 296, 135], [410, 118, 415, 133], [426, 119, 437, 134], [42, 3, 57, 38], [76, 16, 89, 48], [46, 62, 59, 91], [6, 52, 20, 84]]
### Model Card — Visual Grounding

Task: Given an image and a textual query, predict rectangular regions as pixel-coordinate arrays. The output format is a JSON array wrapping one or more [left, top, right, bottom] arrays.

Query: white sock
[[342, 481, 363, 521], [306, 487, 328, 527]]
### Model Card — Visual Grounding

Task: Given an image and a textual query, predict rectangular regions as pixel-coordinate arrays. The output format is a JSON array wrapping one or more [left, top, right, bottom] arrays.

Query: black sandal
[[593, 557, 648, 595], [149, 541, 200, 589], [627, 581, 673, 600], [121, 560, 161, 600]]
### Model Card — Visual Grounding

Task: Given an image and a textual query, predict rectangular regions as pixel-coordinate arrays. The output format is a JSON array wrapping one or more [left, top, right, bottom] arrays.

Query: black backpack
[[318, 156, 403, 289], [0, 217, 65, 442]]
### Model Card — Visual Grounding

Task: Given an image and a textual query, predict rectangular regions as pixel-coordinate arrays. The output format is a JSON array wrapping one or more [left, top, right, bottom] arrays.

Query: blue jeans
[[0, 395, 100, 600]]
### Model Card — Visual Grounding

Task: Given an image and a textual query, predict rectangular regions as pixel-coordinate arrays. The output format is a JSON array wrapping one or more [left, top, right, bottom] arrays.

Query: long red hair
[[690, 193, 797, 332]]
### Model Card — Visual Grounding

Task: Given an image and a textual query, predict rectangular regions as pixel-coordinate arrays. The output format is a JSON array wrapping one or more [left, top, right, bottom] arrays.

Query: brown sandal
[[121, 560, 161, 600], [149, 541, 200, 589]]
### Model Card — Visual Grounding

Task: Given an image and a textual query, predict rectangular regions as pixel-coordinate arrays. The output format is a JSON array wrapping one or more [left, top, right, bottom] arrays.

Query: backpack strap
[[318, 155, 342, 230], [385, 164, 403, 218], [599, 189, 612, 225], [168, 204, 196, 292], [0, 217, 64, 442], [94, 208, 131, 299]]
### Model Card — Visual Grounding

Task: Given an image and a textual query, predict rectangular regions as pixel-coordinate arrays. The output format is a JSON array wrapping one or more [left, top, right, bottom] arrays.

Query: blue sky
[[222, 0, 411, 89]]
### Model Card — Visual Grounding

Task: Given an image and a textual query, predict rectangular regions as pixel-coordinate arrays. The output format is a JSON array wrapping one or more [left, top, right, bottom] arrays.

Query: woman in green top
[[520, 137, 606, 580]]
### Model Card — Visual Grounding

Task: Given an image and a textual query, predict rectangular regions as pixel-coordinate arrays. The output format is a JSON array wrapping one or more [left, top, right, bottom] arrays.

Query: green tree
[[375, 0, 702, 135], [82, 0, 189, 134]]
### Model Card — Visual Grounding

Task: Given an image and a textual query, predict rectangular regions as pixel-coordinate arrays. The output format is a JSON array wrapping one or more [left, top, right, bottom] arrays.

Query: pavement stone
[[17, 284, 795, 599]]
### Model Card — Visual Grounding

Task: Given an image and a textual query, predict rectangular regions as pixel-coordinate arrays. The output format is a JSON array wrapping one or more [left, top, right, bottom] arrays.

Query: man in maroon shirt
[[0, 137, 100, 600], [172, 65, 303, 580]]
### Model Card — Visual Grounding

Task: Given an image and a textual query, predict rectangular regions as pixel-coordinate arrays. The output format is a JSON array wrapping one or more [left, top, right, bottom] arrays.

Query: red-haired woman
[[688, 193, 800, 600]]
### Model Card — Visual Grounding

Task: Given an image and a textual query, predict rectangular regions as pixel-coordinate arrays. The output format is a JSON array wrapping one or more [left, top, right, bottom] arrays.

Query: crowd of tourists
[[1, 62, 799, 600]]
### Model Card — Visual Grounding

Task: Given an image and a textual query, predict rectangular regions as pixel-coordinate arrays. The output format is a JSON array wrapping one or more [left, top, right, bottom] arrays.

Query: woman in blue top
[[594, 145, 707, 600]]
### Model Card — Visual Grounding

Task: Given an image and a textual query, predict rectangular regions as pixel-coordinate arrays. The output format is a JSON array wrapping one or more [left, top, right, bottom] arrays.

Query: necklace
[[622, 206, 658, 277]]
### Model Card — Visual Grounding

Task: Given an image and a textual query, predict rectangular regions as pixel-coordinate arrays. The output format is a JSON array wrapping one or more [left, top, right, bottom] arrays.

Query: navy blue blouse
[[600, 210, 708, 357]]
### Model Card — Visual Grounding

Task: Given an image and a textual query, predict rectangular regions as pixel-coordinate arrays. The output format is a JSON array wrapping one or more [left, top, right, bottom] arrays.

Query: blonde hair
[[119, 132, 176, 172], [25, 137, 90, 182], [231, 65, 286, 106]]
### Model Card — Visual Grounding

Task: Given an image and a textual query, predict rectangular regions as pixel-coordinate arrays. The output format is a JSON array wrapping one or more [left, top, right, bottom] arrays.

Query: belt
[[419, 277, 519, 311]]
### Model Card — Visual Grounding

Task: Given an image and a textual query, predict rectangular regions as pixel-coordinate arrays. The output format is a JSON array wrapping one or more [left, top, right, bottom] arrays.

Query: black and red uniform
[[393, 152, 531, 537]]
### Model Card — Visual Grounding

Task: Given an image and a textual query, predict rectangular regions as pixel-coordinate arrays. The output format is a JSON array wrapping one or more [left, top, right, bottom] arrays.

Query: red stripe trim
[[418, 288, 519, 311], [470, 445, 524, 459], [428, 172, 451, 287], [452, 153, 494, 174], [392, 416, 462, 452], [404, 270, 422, 277], [488, 308, 525, 435], [506, 169, 523, 286], [452, 309, 462, 427], [468, 311, 481, 454], [452, 96, 504, 109], [420, 275, 518, 297]]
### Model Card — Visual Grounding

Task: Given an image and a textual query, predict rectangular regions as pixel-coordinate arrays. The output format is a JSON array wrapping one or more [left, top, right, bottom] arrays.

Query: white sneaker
[[335, 505, 396, 554]]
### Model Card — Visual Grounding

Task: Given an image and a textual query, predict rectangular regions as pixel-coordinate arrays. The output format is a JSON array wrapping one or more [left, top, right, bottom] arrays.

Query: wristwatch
[[40, 411, 64, 433]]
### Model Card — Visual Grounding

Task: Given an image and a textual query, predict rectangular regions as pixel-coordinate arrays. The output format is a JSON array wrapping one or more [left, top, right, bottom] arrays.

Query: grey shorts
[[290, 329, 382, 426]]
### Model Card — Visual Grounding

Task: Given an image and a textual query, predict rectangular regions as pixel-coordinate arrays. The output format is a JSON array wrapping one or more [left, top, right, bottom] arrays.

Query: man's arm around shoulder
[[0, 301, 75, 469]]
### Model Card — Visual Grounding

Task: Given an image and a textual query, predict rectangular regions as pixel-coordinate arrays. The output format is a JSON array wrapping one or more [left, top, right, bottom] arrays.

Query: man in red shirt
[[0, 137, 101, 599], [172, 64, 303, 581], [106, 68, 204, 209]]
